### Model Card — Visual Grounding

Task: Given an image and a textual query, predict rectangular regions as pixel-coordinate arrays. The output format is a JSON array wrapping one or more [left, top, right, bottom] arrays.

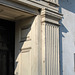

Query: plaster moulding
[[11, 0, 59, 12], [41, 8, 63, 25]]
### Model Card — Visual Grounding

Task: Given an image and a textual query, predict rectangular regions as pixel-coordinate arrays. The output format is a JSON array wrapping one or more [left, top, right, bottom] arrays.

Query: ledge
[[41, 8, 63, 19], [11, 0, 59, 12], [41, 8, 63, 26]]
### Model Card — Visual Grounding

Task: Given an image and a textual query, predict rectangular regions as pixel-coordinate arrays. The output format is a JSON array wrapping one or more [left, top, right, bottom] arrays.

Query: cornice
[[11, 0, 59, 12], [42, 8, 62, 20], [29, 0, 59, 7], [41, 8, 63, 25], [3, 0, 63, 25]]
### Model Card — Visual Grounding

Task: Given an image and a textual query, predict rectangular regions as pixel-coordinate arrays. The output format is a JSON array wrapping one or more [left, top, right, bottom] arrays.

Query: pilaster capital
[[41, 8, 63, 25]]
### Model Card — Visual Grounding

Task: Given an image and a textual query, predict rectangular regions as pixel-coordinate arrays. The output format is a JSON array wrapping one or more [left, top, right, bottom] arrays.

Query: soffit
[[0, 5, 34, 21]]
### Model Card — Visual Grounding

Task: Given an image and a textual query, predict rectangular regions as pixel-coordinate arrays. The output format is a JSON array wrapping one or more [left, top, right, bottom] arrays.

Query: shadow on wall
[[59, 20, 69, 75], [59, 0, 75, 75], [15, 16, 36, 75]]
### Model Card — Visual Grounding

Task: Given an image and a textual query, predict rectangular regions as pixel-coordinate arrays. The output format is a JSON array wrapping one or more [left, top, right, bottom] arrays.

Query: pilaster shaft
[[41, 8, 62, 75]]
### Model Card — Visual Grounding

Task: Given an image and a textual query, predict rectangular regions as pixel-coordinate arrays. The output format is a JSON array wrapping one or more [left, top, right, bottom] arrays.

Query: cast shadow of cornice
[[59, 20, 69, 75], [59, 0, 75, 74], [59, 0, 72, 75]]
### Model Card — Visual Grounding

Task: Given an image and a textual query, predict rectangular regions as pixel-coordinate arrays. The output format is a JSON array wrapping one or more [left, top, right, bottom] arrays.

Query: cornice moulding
[[41, 17, 60, 26], [11, 0, 59, 12], [41, 8, 63, 25], [41, 8, 62, 20]]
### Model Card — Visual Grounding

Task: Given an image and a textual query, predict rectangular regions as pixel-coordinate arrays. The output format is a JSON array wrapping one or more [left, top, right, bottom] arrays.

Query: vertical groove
[[45, 23, 60, 75], [47, 24, 49, 75], [56, 27, 57, 75], [52, 25, 54, 75], [49, 25, 50, 75], [57, 27, 58, 75], [53, 26, 55, 75], [57, 27, 59, 75], [48, 24, 49, 75], [52, 25, 53, 75], [50, 25, 51, 75], [47, 24, 48, 75], [58, 27, 59, 75], [46, 24, 47, 75], [55, 26, 56, 75]]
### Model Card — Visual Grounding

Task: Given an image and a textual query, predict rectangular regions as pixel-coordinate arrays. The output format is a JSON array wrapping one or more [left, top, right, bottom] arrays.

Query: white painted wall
[[59, 0, 75, 75]]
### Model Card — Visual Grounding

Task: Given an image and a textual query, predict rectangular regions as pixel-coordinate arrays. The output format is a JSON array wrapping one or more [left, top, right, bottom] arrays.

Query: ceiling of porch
[[0, 5, 34, 21]]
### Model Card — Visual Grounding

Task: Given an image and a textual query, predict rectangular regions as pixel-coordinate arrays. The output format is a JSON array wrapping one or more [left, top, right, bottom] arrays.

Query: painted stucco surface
[[59, 0, 75, 75]]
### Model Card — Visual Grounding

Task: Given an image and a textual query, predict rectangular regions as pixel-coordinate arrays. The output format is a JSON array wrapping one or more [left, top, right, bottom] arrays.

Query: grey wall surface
[[59, 0, 75, 75]]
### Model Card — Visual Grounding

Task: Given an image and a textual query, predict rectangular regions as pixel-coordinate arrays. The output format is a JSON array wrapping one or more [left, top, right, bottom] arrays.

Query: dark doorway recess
[[0, 19, 15, 75]]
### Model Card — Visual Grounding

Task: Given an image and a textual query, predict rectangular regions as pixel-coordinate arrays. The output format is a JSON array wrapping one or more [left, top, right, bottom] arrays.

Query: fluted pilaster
[[41, 8, 62, 75], [45, 23, 60, 75]]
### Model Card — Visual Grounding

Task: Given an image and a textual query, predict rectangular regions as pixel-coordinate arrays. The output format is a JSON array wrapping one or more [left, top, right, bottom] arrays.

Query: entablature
[[11, 0, 59, 12], [0, 0, 63, 23]]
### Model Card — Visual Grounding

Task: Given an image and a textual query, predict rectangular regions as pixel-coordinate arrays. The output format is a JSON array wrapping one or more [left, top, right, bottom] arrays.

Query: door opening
[[0, 19, 15, 75]]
